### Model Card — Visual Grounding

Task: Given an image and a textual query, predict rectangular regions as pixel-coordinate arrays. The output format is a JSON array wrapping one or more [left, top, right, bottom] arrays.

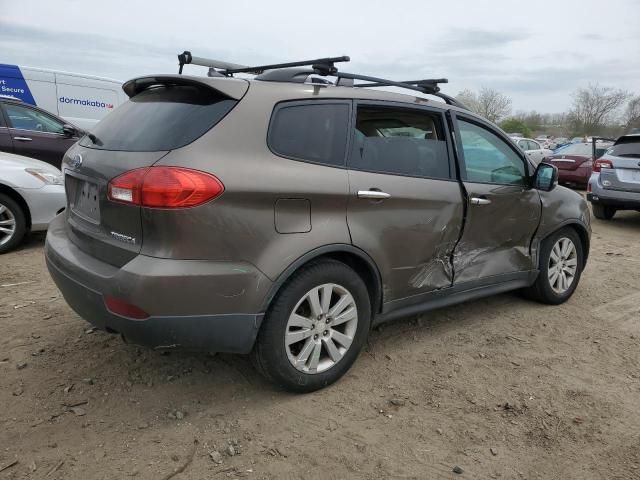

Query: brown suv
[[45, 55, 590, 392]]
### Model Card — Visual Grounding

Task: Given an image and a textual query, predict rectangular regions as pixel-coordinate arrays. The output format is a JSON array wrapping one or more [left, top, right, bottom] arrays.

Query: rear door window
[[349, 105, 450, 179], [268, 102, 350, 167], [79, 85, 237, 151]]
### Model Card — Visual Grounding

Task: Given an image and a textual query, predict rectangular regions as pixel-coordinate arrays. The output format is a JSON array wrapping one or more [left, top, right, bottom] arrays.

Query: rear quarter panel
[[144, 83, 351, 281]]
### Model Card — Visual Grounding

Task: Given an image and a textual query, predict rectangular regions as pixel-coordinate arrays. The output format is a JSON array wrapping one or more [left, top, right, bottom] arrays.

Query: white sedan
[[0, 151, 66, 253], [514, 138, 554, 165]]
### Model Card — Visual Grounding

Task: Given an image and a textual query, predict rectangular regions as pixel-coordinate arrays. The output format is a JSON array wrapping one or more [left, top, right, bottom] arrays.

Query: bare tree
[[622, 96, 640, 132], [456, 88, 512, 123], [569, 84, 630, 134]]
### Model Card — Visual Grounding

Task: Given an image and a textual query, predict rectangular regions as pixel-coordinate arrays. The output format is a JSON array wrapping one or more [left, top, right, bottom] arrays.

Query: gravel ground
[[1, 207, 639, 479]]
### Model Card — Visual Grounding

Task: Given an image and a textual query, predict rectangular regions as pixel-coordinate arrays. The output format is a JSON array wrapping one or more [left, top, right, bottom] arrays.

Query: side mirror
[[534, 162, 558, 192], [62, 124, 78, 138]]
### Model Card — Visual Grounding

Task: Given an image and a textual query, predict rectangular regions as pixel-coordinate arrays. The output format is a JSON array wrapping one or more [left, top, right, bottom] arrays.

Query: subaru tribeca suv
[[45, 55, 590, 392]]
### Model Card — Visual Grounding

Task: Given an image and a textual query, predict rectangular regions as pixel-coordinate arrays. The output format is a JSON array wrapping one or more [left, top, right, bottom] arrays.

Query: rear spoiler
[[122, 75, 248, 100]]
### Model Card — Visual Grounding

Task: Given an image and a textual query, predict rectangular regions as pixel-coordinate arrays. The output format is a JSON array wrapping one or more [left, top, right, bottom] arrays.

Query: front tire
[[523, 227, 584, 305], [0, 194, 27, 255], [253, 260, 371, 393], [592, 203, 616, 220]]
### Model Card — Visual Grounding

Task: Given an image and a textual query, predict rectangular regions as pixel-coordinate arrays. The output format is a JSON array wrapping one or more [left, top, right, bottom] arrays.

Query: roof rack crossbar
[[223, 56, 350, 75]]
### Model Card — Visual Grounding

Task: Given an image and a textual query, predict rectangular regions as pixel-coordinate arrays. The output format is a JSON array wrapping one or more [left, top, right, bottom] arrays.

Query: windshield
[[555, 143, 592, 155]]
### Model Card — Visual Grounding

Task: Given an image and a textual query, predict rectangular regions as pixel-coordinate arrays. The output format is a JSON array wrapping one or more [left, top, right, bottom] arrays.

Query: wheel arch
[[0, 184, 31, 230], [261, 244, 383, 317], [539, 220, 590, 267]]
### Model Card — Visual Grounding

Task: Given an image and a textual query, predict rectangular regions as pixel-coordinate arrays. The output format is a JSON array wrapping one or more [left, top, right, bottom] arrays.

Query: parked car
[[543, 142, 611, 187], [553, 137, 569, 150], [45, 57, 591, 392], [0, 150, 65, 253], [0, 64, 126, 129], [0, 96, 83, 169], [514, 138, 553, 164], [587, 134, 640, 219]]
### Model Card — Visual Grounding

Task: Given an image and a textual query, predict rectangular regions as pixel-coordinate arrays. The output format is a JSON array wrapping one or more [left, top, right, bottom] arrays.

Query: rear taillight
[[108, 167, 224, 208], [593, 159, 613, 172]]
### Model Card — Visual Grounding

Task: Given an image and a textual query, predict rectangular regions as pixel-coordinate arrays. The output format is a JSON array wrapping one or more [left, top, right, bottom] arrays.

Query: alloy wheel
[[548, 237, 578, 294], [285, 283, 358, 374], [0, 203, 17, 247]]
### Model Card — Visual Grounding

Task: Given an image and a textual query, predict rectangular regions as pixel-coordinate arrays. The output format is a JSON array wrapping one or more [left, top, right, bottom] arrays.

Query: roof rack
[[176, 51, 467, 109]]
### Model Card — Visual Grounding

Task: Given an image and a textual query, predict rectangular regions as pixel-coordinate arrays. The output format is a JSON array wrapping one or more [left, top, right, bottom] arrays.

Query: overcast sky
[[1, 0, 638, 112]]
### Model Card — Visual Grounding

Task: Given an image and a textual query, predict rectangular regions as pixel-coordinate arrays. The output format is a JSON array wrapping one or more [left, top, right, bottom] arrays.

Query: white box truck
[[0, 64, 126, 130]]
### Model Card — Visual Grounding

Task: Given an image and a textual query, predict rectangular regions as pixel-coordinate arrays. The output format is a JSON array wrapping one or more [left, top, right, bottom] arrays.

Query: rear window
[[79, 85, 237, 151], [268, 102, 350, 167], [556, 143, 592, 155], [609, 139, 640, 158]]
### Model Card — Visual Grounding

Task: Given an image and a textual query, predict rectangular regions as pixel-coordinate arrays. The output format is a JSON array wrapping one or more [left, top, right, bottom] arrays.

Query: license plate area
[[67, 174, 101, 223], [617, 169, 640, 184]]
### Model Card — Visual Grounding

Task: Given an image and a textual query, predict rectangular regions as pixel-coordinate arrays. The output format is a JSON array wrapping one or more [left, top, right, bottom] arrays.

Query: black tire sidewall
[[537, 228, 583, 304], [0, 193, 27, 254], [255, 260, 371, 393]]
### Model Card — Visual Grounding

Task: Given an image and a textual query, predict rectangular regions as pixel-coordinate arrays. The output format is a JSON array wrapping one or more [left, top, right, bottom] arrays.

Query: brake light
[[108, 167, 224, 208], [593, 159, 613, 172], [104, 295, 149, 319]]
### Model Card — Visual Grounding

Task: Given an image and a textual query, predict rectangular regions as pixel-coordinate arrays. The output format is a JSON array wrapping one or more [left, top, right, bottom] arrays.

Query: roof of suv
[[124, 74, 475, 118]]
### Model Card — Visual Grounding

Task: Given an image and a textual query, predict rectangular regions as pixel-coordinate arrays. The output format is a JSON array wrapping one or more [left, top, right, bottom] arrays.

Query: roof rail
[[176, 51, 466, 110]]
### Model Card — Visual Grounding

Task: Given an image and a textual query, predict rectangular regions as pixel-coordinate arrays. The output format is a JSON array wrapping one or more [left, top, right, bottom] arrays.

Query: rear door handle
[[470, 196, 491, 205], [14, 136, 33, 141], [357, 190, 391, 200]]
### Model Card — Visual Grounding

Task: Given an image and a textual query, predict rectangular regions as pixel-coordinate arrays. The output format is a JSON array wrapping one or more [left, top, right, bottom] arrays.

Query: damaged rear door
[[450, 114, 541, 284], [346, 102, 464, 303]]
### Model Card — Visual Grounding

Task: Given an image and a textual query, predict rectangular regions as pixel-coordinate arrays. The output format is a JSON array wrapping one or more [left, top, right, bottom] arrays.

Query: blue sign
[[0, 64, 37, 105]]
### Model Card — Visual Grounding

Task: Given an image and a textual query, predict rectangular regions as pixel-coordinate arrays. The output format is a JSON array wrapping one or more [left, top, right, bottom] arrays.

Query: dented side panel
[[346, 169, 464, 303], [453, 184, 541, 283]]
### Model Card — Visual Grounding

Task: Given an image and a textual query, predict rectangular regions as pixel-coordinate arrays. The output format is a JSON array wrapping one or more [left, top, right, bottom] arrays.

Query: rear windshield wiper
[[86, 133, 103, 146]]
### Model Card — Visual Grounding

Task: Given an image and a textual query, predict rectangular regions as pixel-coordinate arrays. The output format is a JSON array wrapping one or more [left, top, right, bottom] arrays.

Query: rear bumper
[[588, 174, 640, 209], [558, 169, 590, 186], [45, 214, 270, 353], [587, 192, 640, 209]]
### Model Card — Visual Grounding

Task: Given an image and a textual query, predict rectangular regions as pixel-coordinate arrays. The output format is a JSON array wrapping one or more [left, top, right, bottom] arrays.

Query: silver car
[[587, 134, 640, 219], [0, 151, 66, 253]]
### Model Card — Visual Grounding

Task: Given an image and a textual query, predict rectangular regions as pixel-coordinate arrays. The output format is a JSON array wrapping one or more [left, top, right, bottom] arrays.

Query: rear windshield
[[556, 143, 592, 155], [79, 85, 237, 151], [609, 139, 640, 158]]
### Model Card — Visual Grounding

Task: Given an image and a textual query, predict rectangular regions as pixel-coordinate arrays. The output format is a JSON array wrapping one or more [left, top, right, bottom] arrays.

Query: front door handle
[[357, 190, 391, 200], [470, 196, 491, 205], [14, 136, 33, 141]]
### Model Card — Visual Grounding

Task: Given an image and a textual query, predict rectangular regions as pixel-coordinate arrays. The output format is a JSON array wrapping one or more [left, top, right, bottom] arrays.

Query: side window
[[517, 139, 528, 151], [269, 102, 350, 166], [529, 140, 541, 150], [349, 105, 450, 179], [4, 103, 64, 134], [458, 119, 526, 186], [0, 107, 6, 128]]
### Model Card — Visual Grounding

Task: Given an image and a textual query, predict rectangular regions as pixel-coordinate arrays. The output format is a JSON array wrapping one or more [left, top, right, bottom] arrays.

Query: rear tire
[[253, 260, 371, 393], [523, 227, 583, 305], [0, 194, 27, 255], [592, 203, 616, 220]]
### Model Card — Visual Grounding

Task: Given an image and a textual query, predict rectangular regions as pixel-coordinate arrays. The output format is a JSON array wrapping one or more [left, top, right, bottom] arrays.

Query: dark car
[[45, 54, 591, 392], [0, 96, 83, 168], [544, 142, 610, 188]]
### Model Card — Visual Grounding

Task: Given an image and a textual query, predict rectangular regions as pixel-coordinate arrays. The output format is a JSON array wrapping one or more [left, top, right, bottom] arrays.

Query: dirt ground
[[1, 206, 639, 480]]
